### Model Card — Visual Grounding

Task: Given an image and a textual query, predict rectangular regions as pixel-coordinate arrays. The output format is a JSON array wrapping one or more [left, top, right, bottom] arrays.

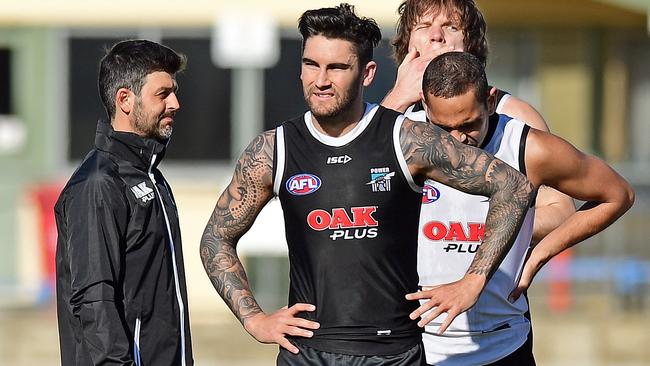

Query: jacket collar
[[94, 120, 168, 171]]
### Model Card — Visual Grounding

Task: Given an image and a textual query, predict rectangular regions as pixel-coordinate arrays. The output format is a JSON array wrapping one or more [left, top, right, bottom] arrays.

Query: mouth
[[160, 114, 175, 124], [312, 92, 335, 101]]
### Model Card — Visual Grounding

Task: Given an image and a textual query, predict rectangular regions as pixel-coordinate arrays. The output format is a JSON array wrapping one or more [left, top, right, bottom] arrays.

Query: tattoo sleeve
[[199, 130, 276, 324], [401, 119, 535, 279]]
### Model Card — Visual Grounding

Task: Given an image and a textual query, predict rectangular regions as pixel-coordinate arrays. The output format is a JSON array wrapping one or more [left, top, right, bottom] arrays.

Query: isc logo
[[286, 174, 321, 196], [326, 155, 352, 165]]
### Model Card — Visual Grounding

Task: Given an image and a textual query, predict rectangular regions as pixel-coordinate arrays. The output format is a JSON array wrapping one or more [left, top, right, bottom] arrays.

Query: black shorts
[[277, 341, 427, 366], [485, 327, 535, 366]]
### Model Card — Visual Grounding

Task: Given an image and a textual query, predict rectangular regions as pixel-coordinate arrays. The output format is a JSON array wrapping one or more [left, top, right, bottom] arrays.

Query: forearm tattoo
[[401, 119, 534, 279], [200, 130, 275, 323]]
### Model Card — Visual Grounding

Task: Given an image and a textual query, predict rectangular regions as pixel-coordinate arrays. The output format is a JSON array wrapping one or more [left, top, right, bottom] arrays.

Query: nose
[[167, 92, 180, 111], [429, 25, 444, 43], [315, 68, 331, 89]]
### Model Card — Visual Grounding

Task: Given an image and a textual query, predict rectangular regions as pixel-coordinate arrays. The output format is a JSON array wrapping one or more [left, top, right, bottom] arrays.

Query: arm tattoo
[[199, 130, 275, 323], [401, 119, 535, 279]]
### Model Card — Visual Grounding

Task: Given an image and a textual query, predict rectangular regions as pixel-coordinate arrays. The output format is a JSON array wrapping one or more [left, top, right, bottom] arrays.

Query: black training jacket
[[55, 120, 193, 365]]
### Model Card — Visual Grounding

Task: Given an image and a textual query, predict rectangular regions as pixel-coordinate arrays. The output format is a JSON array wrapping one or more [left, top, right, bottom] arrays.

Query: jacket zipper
[[148, 153, 187, 366]]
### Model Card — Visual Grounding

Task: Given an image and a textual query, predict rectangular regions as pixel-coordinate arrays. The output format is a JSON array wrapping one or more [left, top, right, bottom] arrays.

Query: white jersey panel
[[404, 103, 427, 122], [417, 112, 535, 365], [495, 93, 511, 115]]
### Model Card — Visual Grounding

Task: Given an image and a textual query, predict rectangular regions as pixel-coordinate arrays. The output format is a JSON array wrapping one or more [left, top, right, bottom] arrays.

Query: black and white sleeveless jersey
[[417, 113, 535, 365], [273, 104, 423, 356]]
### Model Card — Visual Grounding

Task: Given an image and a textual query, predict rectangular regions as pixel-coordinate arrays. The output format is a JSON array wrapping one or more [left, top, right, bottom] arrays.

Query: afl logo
[[422, 183, 440, 204], [286, 174, 321, 196]]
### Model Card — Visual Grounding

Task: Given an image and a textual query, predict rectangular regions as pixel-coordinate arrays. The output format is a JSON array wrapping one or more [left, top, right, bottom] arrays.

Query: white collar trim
[[303, 103, 379, 147]]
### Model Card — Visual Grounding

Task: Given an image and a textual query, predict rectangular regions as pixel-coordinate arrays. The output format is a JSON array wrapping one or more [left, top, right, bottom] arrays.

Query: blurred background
[[1, 0, 649, 365]]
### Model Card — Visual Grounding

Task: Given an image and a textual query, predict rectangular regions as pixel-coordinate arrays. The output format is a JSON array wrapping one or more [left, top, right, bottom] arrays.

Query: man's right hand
[[243, 303, 320, 354], [382, 46, 457, 112]]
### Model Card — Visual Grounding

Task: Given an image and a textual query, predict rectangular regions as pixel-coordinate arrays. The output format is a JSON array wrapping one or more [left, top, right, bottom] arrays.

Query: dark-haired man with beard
[[55, 39, 193, 365]]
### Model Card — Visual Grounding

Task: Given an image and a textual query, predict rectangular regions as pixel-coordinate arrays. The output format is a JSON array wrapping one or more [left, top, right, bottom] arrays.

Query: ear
[[487, 86, 498, 115], [116, 88, 134, 115], [362, 61, 377, 87], [420, 92, 431, 121]]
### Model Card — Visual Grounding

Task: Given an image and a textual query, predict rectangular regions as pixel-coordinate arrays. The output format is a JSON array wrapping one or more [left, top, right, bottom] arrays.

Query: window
[[0, 48, 11, 114], [67, 36, 232, 161], [68, 38, 126, 159], [162, 38, 232, 161]]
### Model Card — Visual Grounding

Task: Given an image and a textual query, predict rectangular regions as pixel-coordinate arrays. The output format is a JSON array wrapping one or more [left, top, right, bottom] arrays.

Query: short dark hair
[[422, 52, 488, 106], [392, 0, 488, 66], [98, 39, 186, 119], [298, 3, 382, 65]]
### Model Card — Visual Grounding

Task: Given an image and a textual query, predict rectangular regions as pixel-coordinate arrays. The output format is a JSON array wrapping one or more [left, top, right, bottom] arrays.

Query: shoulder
[[399, 117, 457, 165], [500, 94, 550, 132], [400, 117, 444, 137], [279, 112, 308, 131], [60, 150, 126, 208], [523, 127, 551, 161], [68, 150, 120, 188], [523, 126, 582, 186], [257, 129, 276, 152], [376, 104, 401, 117], [239, 130, 276, 172]]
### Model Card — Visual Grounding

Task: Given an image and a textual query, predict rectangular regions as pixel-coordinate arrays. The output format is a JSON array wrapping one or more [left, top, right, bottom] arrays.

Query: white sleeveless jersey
[[406, 106, 535, 365]]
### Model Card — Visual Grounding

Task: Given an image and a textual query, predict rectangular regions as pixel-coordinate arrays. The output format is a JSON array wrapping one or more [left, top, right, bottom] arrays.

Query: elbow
[[611, 181, 635, 216], [622, 184, 635, 212], [521, 178, 536, 207]]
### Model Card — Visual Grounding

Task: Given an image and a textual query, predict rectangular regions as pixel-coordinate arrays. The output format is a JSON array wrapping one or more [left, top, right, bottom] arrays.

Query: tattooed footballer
[[200, 4, 534, 366]]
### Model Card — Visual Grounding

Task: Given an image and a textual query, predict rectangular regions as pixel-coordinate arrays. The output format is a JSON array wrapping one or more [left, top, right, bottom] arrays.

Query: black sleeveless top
[[274, 105, 423, 355]]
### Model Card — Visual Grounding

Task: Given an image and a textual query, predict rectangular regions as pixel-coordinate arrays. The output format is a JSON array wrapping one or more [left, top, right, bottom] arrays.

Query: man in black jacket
[[55, 39, 193, 365]]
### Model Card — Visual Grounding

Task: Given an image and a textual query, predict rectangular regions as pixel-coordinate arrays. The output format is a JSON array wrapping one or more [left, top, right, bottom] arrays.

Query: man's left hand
[[405, 274, 486, 334]]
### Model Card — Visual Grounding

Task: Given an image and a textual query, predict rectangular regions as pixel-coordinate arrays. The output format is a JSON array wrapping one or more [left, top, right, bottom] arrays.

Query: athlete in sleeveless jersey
[[408, 51, 634, 366], [273, 103, 423, 356], [417, 112, 535, 365]]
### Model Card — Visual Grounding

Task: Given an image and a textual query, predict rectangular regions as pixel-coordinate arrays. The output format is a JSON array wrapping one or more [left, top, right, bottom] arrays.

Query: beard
[[304, 72, 362, 120], [133, 99, 173, 142]]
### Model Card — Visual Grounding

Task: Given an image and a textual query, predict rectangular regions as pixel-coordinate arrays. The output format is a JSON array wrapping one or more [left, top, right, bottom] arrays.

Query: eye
[[447, 25, 459, 32], [460, 121, 480, 132], [414, 23, 429, 31], [434, 124, 453, 133]]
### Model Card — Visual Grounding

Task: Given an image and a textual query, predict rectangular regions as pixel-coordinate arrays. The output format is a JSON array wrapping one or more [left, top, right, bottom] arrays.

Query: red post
[[31, 183, 63, 300], [547, 249, 573, 312]]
